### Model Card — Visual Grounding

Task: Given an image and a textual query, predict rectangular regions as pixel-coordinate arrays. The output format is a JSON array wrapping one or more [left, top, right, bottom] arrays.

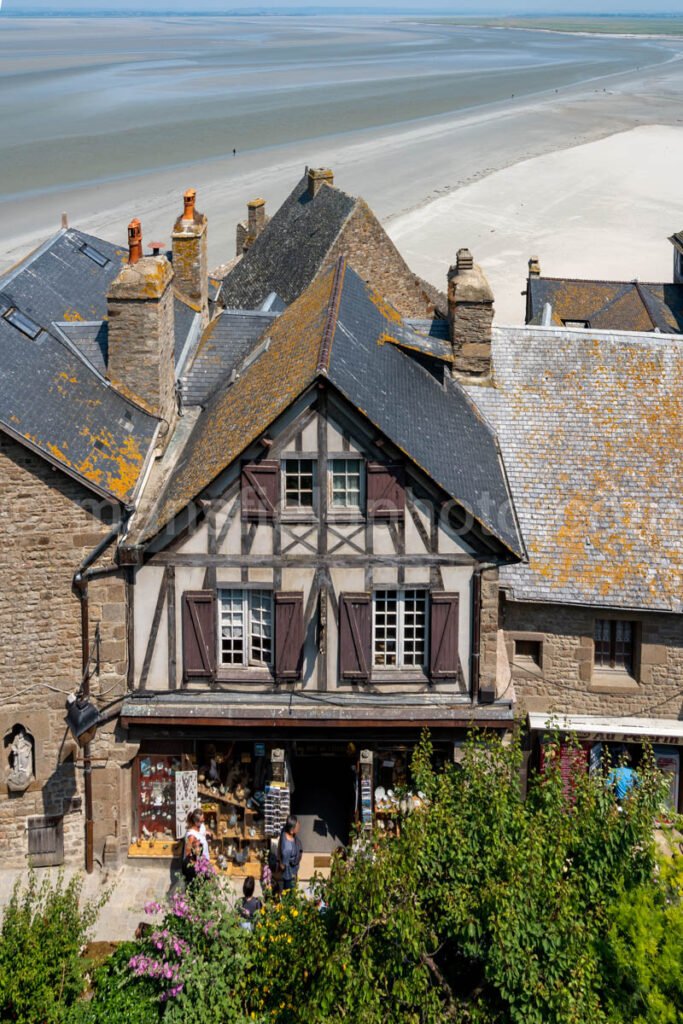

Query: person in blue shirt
[[278, 814, 303, 891], [607, 752, 638, 804]]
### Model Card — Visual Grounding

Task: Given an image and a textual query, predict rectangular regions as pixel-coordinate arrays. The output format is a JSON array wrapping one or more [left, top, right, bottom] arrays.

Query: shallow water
[[0, 16, 678, 200]]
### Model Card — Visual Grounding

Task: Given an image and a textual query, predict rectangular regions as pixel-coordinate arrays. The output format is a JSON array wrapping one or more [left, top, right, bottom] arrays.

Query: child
[[239, 876, 262, 931]]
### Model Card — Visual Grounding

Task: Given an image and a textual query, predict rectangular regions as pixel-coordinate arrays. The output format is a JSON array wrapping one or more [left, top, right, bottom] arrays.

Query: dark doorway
[[290, 755, 354, 854]]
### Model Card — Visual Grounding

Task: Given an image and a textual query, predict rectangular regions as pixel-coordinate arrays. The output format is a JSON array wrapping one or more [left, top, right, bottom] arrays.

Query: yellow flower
[[291, 908, 298, 917], [287, 936, 293, 944]]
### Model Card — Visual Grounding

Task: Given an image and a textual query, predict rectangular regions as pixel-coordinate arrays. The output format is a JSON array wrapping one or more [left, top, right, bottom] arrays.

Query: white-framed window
[[330, 458, 363, 510], [283, 458, 315, 509], [219, 589, 272, 667], [373, 589, 428, 668]]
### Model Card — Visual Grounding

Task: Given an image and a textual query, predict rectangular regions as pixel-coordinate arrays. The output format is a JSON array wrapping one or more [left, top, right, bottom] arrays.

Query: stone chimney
[[307, 167, 334, 199], [235, 198, 269, 256], [107, 219, 176, 434], [528, 256, 541, 278], [171, 188, 208, 325], [447, 248, 495, 378]]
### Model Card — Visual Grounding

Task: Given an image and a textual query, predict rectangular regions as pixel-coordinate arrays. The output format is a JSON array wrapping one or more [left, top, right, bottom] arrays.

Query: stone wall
[[324, 200, 447, 319], [0, 433, 133, 869], [503, 598, 683, 720]]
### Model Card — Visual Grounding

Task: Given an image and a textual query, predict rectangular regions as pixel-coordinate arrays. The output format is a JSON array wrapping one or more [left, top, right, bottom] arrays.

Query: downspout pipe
[[471, 569, 482, 705], [72, 512, 130, 874]]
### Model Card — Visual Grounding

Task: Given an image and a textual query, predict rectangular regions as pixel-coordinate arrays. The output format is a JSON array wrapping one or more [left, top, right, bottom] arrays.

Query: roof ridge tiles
[[317, 257, 346, 375]]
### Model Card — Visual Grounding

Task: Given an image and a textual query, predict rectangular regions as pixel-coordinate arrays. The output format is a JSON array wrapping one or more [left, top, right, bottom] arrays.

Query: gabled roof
[[466, 325, 683, 612], [219, 174, 357, 310], [527, 276, 683, 334], [137, 260, 523, 557], [0, 228, 159, 504], [218, 173, 446, 320]]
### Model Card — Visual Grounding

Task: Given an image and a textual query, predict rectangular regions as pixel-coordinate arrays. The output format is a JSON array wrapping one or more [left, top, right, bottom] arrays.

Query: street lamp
[[65, 693, 101, 746]]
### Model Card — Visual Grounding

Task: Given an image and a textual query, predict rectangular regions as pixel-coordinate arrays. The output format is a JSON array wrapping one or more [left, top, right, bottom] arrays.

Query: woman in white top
[[182, 809, 211, 880]]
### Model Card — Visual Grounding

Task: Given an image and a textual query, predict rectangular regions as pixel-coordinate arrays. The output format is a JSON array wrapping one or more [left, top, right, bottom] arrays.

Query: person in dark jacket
[[278, 814, 302, 891]]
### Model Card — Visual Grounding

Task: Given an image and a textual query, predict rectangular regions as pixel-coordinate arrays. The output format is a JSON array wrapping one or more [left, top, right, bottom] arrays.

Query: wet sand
[[2, 17, 683, 320]]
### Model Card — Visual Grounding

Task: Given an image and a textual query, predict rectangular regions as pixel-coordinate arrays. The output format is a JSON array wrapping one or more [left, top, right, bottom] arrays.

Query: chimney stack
[[307, 167, 334, 199], [171, 188, 208, 326], [107, 222, 176, 437], [528, 255, 541, 277], [447, 248, 495, 379], [236, 198, 269, 256], [127, 218, 143, 265]]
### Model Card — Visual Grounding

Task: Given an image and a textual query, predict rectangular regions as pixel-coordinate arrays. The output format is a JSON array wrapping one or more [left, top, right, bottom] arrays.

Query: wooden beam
[[148, 553, 473, 568], [166, 566, 176, 690]]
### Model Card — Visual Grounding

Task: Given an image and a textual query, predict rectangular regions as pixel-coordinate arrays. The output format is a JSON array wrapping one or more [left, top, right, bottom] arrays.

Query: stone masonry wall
[[0, 433, 134, 869], [503, 598, 683, 721], [324, 200, 447, 319]]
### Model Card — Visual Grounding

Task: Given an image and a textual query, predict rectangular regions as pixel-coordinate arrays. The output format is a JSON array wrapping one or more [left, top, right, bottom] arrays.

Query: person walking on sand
[[278, 814, 302, 892]]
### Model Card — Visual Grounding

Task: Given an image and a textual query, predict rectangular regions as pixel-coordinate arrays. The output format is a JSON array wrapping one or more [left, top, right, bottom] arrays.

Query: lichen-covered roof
[[0, 228, 159, 503], [138, 260, 522, 557], [0, 316, 158, 504], [219, 174, 357, 310], [182, 309, 279, 408], [466, 326, 683, 611], [527, 276, 683, 334]]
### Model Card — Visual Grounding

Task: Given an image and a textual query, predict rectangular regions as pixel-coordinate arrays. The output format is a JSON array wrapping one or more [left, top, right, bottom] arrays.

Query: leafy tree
[[0, 870, 107, 1024]]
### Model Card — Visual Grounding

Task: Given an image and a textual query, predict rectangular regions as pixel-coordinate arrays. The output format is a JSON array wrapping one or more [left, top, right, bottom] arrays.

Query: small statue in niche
[[6, 726, 34, 793]]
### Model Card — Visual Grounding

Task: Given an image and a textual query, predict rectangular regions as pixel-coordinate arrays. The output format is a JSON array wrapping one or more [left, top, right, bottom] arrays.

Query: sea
[[0, 15, 678, 203]]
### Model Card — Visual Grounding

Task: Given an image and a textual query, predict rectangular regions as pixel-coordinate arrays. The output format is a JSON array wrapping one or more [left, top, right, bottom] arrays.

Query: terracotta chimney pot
[[127, 219, 143, 265], [183, 189, 197, 222]]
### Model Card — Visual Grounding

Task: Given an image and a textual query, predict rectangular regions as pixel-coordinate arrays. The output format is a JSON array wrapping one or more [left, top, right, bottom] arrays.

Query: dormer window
[[3, 307, 41, 339], [284, 459, 315, 509]]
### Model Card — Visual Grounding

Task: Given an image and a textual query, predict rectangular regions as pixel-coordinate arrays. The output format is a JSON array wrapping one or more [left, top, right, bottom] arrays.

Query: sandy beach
[[2, 18, 683, 324]]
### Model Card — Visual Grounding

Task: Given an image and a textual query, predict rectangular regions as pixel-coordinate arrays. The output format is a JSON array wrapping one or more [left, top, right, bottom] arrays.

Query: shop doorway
[[290, 754, 354, 854]]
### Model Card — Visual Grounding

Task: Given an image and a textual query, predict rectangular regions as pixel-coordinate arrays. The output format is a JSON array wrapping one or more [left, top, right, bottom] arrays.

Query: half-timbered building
[[119, 257, 524, 863]]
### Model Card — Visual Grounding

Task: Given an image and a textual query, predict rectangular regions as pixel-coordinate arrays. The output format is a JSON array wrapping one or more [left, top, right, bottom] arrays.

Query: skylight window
[[80, 242, 109, 268], [3, 307, 41, 340]]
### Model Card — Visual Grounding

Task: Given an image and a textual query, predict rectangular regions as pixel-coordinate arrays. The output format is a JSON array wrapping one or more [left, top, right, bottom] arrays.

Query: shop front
[[122, 694, 515, 877], [529, 712, 683, 813]]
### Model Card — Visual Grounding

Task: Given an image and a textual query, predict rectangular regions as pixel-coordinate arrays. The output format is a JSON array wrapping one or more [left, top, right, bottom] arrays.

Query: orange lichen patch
[[494, 328, 683, 608], [75, 427, 145, 500], [59, 372, 78, 384], [9, 414, 20, 424], [63, 308, 85, 322], [368, 288, 402, 326], [46, 440, 70, 462], [377, 332, 397, 347]]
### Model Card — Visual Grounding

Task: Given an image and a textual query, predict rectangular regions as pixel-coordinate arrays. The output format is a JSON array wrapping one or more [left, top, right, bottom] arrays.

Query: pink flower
[[144, 900, 163, 915]]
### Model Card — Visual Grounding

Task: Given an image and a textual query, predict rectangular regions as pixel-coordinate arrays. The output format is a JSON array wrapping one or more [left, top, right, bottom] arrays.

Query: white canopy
[[527, 712, 683, 746]]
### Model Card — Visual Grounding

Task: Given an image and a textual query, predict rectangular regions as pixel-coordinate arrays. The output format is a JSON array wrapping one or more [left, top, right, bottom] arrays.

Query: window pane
[[249, 590, 272, 665], [374, 590, 397, 666], [220, 590, 244, 665], [284, 459, 314, 508], [614, 620, 633, 670], [594, 619, 611, 668], [403, 590, 427, 667], [330, 459, 362, 509]]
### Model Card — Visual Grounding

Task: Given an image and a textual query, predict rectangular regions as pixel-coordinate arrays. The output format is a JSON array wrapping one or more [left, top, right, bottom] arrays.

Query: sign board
[[175, 770, 198, 840], [653, 747, 680, 811]]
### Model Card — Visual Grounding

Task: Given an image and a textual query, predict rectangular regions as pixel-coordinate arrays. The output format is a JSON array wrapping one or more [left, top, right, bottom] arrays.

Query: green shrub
[[0, 870, 107, 1024], [65, 943, 160, 1024]]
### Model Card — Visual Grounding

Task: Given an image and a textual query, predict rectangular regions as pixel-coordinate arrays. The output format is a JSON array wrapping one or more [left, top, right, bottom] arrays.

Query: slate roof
[[219, 174, 357, 310], [0, 228, 159, 504], [182, 309, 278, 408], [138, 260, 523, 557], [0, 314, 158, 505], [466, 326, 683, 612], [527, 276, 683, 334]]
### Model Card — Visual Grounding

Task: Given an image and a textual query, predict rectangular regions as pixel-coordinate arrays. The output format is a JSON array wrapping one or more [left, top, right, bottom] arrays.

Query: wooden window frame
[[328, 456, 365, 518], [282, 457, 317, 515], [372, 588, 429, 672], [218, 588, 273, 670], [593, 618, 637, 675]]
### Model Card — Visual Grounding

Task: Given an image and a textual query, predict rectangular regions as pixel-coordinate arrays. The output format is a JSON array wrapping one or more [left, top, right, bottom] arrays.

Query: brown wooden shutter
[[367, 462, 405, 518], [274, 592, 304, 681], [430, 592, 460, 679], [27, 816, 64, 867], [241, 460, 279, 520], [339, 593, 371, 681], [182, 591, 217, 682]]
